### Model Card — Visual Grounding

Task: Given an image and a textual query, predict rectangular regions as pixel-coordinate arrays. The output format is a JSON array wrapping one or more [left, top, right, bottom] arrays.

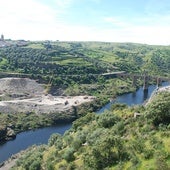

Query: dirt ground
[[158, 85, 170, 92], [0, 78, 95, 114]]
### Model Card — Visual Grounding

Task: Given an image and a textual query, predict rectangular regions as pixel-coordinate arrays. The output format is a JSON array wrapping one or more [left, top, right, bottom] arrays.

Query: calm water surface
[[97, 82, 170, 113], [0, 82, 169, 163], [0, 124, 71, 163]]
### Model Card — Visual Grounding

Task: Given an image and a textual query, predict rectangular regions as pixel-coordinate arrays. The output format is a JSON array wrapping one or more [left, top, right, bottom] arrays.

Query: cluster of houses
[[0, 34, 28, 48]]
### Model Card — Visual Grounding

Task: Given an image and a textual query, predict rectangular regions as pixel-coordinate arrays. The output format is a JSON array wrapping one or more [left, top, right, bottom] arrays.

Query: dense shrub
[[62, 148, 75, 162], [145, 92, 170, 126], [96, 111, 121, 128]]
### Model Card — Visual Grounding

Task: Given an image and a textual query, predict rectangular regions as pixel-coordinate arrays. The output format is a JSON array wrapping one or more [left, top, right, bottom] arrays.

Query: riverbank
[[0, 146, 39, 170], [0, 95, 96, 143], [158, 85, 170, 92], [1, 82, 170, 168], [146, 85, 170, 105], [0, 77, 97, 143], [6, 87, 170, 169]]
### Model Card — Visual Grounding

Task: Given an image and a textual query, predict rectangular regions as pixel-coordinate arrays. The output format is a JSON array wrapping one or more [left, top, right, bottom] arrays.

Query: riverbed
[[0, 82, 169, 163]]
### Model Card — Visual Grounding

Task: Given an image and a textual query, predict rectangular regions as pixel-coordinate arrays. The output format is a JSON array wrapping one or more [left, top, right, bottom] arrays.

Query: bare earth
[[0, 77, 95, 114], [0, 159, 17, 170], [158, 85, 170, 92]]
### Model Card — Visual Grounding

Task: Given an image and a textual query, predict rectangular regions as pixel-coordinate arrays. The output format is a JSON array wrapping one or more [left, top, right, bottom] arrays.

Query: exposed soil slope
[[0, 78, 95, 114], [0, 78, 44, 97]]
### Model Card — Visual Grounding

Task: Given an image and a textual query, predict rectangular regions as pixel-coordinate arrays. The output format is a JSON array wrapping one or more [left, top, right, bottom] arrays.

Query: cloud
[[100, 10, 170, 45], [53, 0, 74, 10], [0, 0, 77, 40], [103, 17, 131, 28], [114, 25, 170, 45], [0, 0, 57, 22], [0, 0, 170, 44]]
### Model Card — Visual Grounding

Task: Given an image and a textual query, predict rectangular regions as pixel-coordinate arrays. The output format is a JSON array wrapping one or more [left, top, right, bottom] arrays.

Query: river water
[[0, 82, 169, 163]]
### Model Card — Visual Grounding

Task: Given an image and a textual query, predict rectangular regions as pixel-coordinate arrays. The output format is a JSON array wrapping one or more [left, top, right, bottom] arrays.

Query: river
[[0, 82, 169, 163]]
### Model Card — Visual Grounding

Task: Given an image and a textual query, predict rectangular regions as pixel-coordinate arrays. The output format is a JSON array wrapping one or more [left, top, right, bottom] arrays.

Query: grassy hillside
[[0, 41, 170, 169], [11, 91, 170, 170], [0, 41, 170, 98], [0, 41, 170, 142], [0, 41, 170, 78]]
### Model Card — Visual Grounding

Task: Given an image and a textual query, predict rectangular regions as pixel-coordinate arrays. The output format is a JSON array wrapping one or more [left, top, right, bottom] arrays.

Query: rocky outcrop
[[0, 126, 7, 141], [6, 128, 16, 140], [0, 126, 16, 142]]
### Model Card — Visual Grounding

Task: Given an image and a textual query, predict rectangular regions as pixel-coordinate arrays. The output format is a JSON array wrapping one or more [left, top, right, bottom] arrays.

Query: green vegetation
[[11, 91, 170, 170], [0, 41, 170, 168], [0, 41, 170, 87], [0, 112, 72, 134], [0, 97, 105, 141], [0, 41, 153, 140], [0, 41, 169, 104], [145, 92, 170, 126], [0, 41, 170, 102]]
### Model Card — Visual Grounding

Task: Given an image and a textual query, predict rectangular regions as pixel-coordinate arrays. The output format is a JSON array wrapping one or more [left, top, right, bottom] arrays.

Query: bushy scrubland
[[11, 91, 170, 170]]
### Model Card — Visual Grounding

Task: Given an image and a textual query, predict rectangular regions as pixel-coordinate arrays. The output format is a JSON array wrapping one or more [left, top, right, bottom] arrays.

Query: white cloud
[[0, 0, 56, 22], [53, 0, 74, 8], [0, 0, 170, 45], [0, 0, 66, 40], [101, 13, 170, 45], [126, 25, 170, 45], [93, 25, 170, 45], [103, 17, 131, 28]]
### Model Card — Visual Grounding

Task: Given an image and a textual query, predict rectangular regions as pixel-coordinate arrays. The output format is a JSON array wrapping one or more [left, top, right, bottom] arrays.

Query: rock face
[[0, 126, 7, 141], [6, 128, 16, 140], [0, 126, 16, 141]]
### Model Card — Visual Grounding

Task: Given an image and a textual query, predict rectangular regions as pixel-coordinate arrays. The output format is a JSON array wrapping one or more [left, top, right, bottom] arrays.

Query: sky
[[0, 0, 170, 45]]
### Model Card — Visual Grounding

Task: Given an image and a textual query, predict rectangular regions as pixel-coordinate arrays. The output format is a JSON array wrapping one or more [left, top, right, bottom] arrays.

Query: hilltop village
[[0, 34, 28, 48]]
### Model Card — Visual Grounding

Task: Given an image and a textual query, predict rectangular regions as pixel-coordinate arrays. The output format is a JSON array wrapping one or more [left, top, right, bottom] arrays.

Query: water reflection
[[132, 91, 136, 98]]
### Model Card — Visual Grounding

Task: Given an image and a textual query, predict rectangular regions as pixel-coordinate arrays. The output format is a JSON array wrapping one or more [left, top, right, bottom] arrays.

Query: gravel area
[[0, 78, 95, 114]]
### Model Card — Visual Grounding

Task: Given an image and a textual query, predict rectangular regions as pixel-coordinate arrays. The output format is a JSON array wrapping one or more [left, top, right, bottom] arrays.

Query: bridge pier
[[132, 75, 137, 87], [143, 75, 149, 91], [156, 77, 162, 87]]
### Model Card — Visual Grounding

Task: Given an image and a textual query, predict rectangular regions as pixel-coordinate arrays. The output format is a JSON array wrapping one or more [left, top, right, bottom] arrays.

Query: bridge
[[0, 71, 169, 91], [102, 72, 170, 91]]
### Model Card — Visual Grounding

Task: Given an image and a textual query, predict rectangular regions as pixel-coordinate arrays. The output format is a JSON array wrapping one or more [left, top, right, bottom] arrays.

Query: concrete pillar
[[156, 77, 162, 87], [143, 75, 149, 91], [132, 75, 137, 87]]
